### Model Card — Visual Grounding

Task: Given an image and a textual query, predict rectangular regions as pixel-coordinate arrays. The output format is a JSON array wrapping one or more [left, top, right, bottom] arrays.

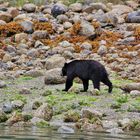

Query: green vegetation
[[23, 114, 33, 122], [128, 97, 140, 112], [46, 91, 97, 115], [64, 110, 81, 122], [36, 121, 50, 128], [116, 95, 129, 104], [10, 94, 27, 103], [16, 76, 34, 83]]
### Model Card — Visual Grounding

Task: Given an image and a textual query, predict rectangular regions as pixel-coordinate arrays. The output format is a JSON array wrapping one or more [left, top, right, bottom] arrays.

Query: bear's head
[[61, 63, 68, 76]]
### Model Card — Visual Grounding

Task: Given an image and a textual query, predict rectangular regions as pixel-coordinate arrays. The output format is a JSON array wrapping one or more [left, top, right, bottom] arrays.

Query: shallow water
[[0, 126, 140, 140]]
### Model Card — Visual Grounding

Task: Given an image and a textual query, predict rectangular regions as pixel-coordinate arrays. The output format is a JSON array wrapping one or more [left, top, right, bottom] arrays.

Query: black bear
[[61, 60, 113, 93]]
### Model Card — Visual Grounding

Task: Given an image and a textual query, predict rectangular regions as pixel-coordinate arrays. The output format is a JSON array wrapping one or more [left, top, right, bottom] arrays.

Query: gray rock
[[31, 117, 48, 125], [2, 53, 12, 62], [8, 7, 19, 18], [82, 108, 103, 119], [0, 80, 7, 88], [34, 103, 53, 121], [79, 21, 95, 36], [19, 88, 32, 94], [62, 51, 73, 59], [34, 40, 44, 48], [32, 30, 49, 40], [13, 14, 28, 22], [15, 33, 28, 43], [58, 126, 75, 133], [97, 45, 107, 56], [6, 62, 16, 70], [59, 40, 72, 48], [80, 42, 92, 50], [71, 14, 81, 23], [0, 12, 12, 22], [82, 5, 94, 13], [11, 100, 24, 109], [27, 48, 39, 58], [17, 43, 29, 49], [6, 111, 23, 125], [51, 3, 67, 17], [69, 3, 82, 12], [106, 128, 123, 134], [2, 102, 13, 113], [32, 101, 42, 110], [44, 68, 65, 84], [110, 5, 133, 17], [118, 118, 131, 127], [90, 2, 109, 12], [22, 3, 36, 13], [20, 20, 33, 34], [57, 14, 68, 23], [24, 70, 44, 77], [6, 45, 16, 53], [63, 22, 73, 29], [45, 55, 65, 70], [118, 37, 135, 44], [0, 19, 6, 25], [125, 0, 139, 9], [121, 83, 140, 92], [130, 90, 140, 97], [81, 49, 92, 56], [126, 10, 140, 23], [102, 120, 118, 129]]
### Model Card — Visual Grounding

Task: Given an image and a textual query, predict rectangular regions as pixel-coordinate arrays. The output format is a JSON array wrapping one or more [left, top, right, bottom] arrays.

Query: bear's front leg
[[63, 77, 74, 91], [81, 79, 89, 92]]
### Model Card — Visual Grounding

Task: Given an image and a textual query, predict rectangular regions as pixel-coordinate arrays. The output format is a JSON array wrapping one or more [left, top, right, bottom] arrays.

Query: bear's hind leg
[[101, 77, 113, 93], [92, 78, 100, 91], [81, 79, 89, 92], [63, 76, 74, 91]]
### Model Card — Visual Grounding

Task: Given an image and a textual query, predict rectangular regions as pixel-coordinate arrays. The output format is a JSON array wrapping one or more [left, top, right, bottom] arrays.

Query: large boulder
[[45, 55, 65, 70], [34, 103, 53, 121], [44, 68, 65, 84], [121, 83, 140, 92]]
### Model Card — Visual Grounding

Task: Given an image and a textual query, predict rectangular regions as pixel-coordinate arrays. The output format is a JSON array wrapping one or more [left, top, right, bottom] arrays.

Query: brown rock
[[8, 7, 19, 18], [0, 12, 12, 22]]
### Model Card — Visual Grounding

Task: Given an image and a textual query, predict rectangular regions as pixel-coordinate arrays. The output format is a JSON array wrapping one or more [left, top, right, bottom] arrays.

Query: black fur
[[61, 60, 113, 93]]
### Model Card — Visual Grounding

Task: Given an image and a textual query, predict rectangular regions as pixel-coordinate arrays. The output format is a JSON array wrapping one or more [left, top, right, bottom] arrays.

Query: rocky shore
[[0, 0, 140, 134]]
